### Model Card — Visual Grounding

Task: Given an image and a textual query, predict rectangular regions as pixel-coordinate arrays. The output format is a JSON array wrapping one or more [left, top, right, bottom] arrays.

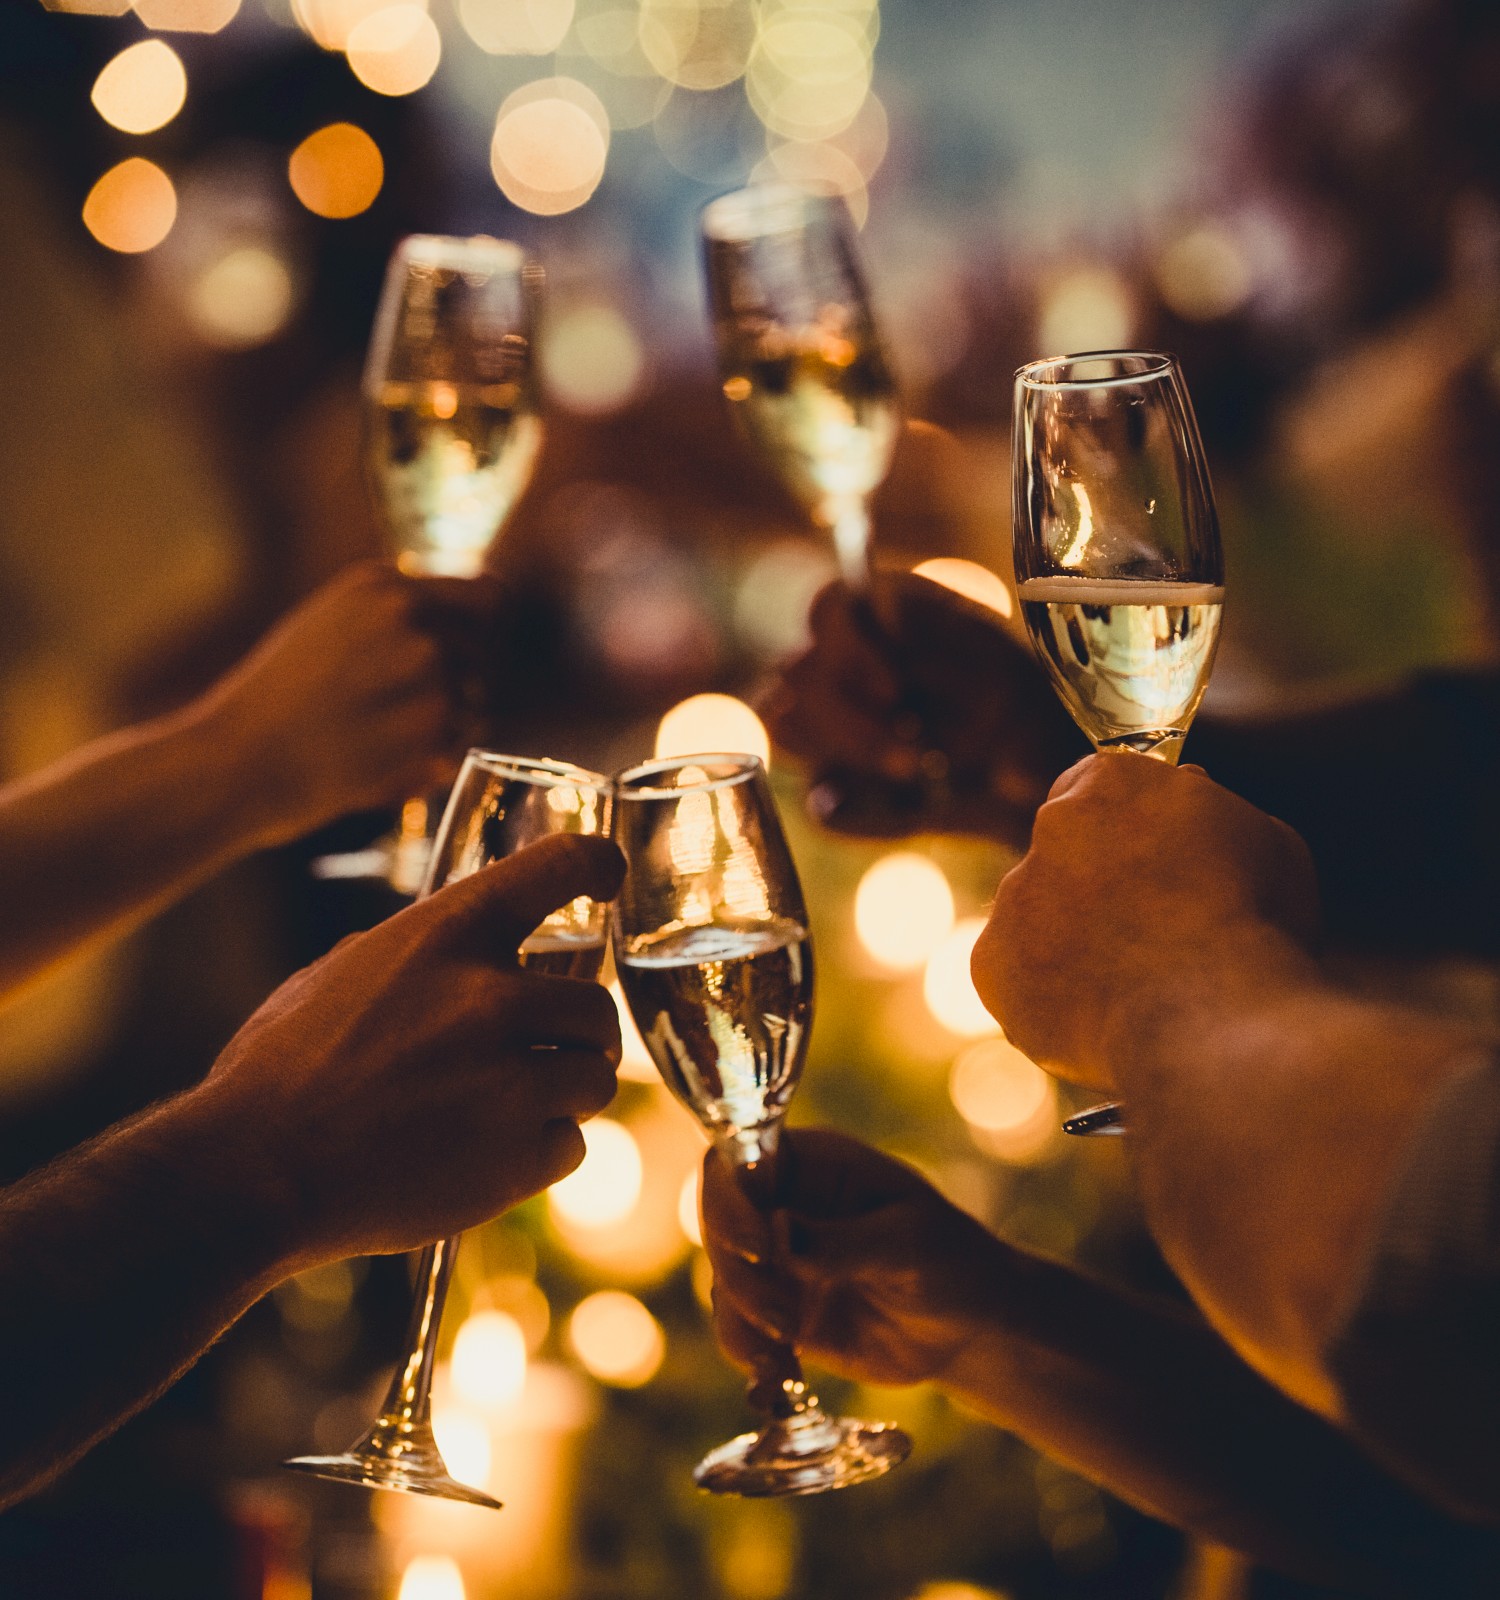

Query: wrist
[[178, 680, 305, 853]]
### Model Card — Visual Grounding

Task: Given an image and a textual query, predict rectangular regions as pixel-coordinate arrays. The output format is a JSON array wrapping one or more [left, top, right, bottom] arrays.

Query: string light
[[853, 853, 954, 972], [91, 40, 187, 135], [82, 158, 177, 254], [288, 123, 384, 219], [346, 5, 442, 96], [186, 247, 296, 349], [639, 0, 757, 91], [1036, 266, 1134, 358], [491, 78, 610, 215], [398, 1555, 466, 1600], [451, 1310, 528, 1408], [922, 917, 1001, 1037], [458, 0, 574, 55], [132, 0, 240, 31], [568, 1291, 665, 1386], [547, 1119, 643, 1229], [1155, 223, 1253, 322], [542, 303, 646, 415], [912, 558, 1013, 619], [655, 695, 770, 765]]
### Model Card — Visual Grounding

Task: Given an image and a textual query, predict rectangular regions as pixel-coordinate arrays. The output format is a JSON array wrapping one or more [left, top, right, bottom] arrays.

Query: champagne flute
[[285, 753, 610, 1507], [1012, 351, 1224, 1137], [702, 186, 899, 590], [314, 236, 544, 894], [612, 753, 910, 1495]]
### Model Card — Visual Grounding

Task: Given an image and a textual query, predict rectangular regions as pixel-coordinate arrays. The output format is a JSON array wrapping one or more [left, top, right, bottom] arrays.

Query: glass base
[[282, 1450, 502, 1510], [693, 1410, 911, 1498]]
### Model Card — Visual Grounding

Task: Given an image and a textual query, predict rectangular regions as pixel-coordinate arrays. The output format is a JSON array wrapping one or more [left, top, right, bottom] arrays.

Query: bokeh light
[[568, 1290, 665, 1386], [41, 0, 133, 14], [458, 0, 574, 54], [288, 123, 384, 219], [853, 852, 954, 972], [346, 5, 441, 96], [655, 694, 770, 765], [678, 1166, 702, 1246], [639, 0, 757, 91], [1155, 222, 1253, 321], [451, 1310, 528, 1408], [132, 0, 240, 31], [922, 917, 1001, 1037], [912, 557, 1014, 619], [82, 158, 177, 254], [1036, 266, 1134, 357], [290, 0, 408, 50], [610, 981, 659, 1084], [547, 1118, 643, 1228], [747, 10, 873, 141], [91, 40, 187, 135], [491, 78, 610, 216], [431, 1405, 492, 1488], [185, 247, 296, 349], [542, 304, 646, 415], [734, 541, 837, 657], [949, 1037, 1056, 1161], [752, 140, 869, 227], [398, 1554, 466, 1600]]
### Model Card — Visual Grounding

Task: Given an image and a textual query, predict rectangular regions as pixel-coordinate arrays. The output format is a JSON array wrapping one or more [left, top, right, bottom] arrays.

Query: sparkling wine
[[1018, 576, 1224, 759], [519, 931, 607, 980], [368, 379, 542, 577], [616, 920, 812, 1142], [719, 342, 898, 520]]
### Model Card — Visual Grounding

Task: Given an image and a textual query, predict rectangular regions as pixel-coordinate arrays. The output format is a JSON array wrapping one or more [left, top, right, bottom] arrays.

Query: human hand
[[702, 1128, 1006, 1391], [196, 832, 624, 1268], [194, 560, 503, 847], [762, 573, 1083, 848], [971, 754, 1321, 1090]]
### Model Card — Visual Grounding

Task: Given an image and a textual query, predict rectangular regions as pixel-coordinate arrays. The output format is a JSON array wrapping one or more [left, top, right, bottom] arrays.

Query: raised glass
[[1013, 351, 1224, 1135], [285, 752, 609, 1507], [612, 753, 910, 1495], [314, 236, 544, 893], [702, 186, 899, 589]]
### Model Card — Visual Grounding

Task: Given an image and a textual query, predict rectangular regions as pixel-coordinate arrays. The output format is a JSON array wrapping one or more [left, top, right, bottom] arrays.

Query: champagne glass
[[314, 236, 544, 894], [285, 752, 610, 1507], [702, 186, 899, 590], [612, 753, 910, 1495], [1012, 351, 1224, 1136]]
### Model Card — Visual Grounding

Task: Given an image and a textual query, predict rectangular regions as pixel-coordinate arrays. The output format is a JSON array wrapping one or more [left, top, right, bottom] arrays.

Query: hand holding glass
[[285, 753, 610, 1507], [612, 754, 910, 1495], [1012, 351, 1224, 1134]]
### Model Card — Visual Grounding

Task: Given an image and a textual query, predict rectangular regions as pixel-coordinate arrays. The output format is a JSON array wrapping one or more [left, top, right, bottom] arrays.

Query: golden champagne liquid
[[721, 343, 898, 520], [518, 931, 607, 980], [616, 921, 812, 1142], [368, 379, 542, 577], [1018, 576, 1224, 759]]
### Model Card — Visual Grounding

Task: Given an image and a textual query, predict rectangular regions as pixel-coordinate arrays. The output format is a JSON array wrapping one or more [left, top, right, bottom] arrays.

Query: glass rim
[[1015, 350, 1178, 391], [701, 184, 845, 241], [394, 233, 527, 274], [459, 750, 609, 791], [614, 752, 765, 799]]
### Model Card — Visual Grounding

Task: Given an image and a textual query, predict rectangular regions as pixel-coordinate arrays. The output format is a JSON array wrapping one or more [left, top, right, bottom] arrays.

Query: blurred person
[[0, 831, 623, 1511], [0, 559, 499, 1002]]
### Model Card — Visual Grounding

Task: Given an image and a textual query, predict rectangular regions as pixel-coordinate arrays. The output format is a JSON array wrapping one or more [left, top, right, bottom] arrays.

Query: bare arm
[[0, 561, 497, 1000], [0, 834, 624, 1509], [703, 1132, 1499, 1594], [973, 755, 1500, 1512]]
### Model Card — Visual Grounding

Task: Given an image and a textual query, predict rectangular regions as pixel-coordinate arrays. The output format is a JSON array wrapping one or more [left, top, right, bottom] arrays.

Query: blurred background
[[2, 0, 1498, 1594]]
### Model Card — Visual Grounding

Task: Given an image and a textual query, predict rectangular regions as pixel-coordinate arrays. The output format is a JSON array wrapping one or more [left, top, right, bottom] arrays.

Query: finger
[[1045, 754, 1102, 802], [704, 1238, 800, 1342], [772, 1128, 932, 1218], [498, 974, 622, 1055], [404, 572, 508, 625], [701, 1148, 775, 1264], [520, 1047, 618, 1120], [533, 1118, 587, 1187], [711, 1286, 783, 1375], [425, 834, 626, 952]]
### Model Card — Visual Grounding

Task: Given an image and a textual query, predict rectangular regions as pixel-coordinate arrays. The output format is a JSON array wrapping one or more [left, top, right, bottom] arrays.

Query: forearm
[[0, 1081, 297, 1508], [0, 694, 280, 998], [938, 1246, 1498, 1593], [1113, 948, 1488, 1415]]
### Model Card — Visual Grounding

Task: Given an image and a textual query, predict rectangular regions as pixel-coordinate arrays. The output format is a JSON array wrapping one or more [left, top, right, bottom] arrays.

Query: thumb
[[422, 833, 625, 956]]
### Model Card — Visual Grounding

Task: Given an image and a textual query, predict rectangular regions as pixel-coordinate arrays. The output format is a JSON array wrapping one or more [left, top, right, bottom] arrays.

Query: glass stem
[[363, 1234, 457, 1454], [721, 1127, 820, 1425], [830, 499, 873, 592]]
